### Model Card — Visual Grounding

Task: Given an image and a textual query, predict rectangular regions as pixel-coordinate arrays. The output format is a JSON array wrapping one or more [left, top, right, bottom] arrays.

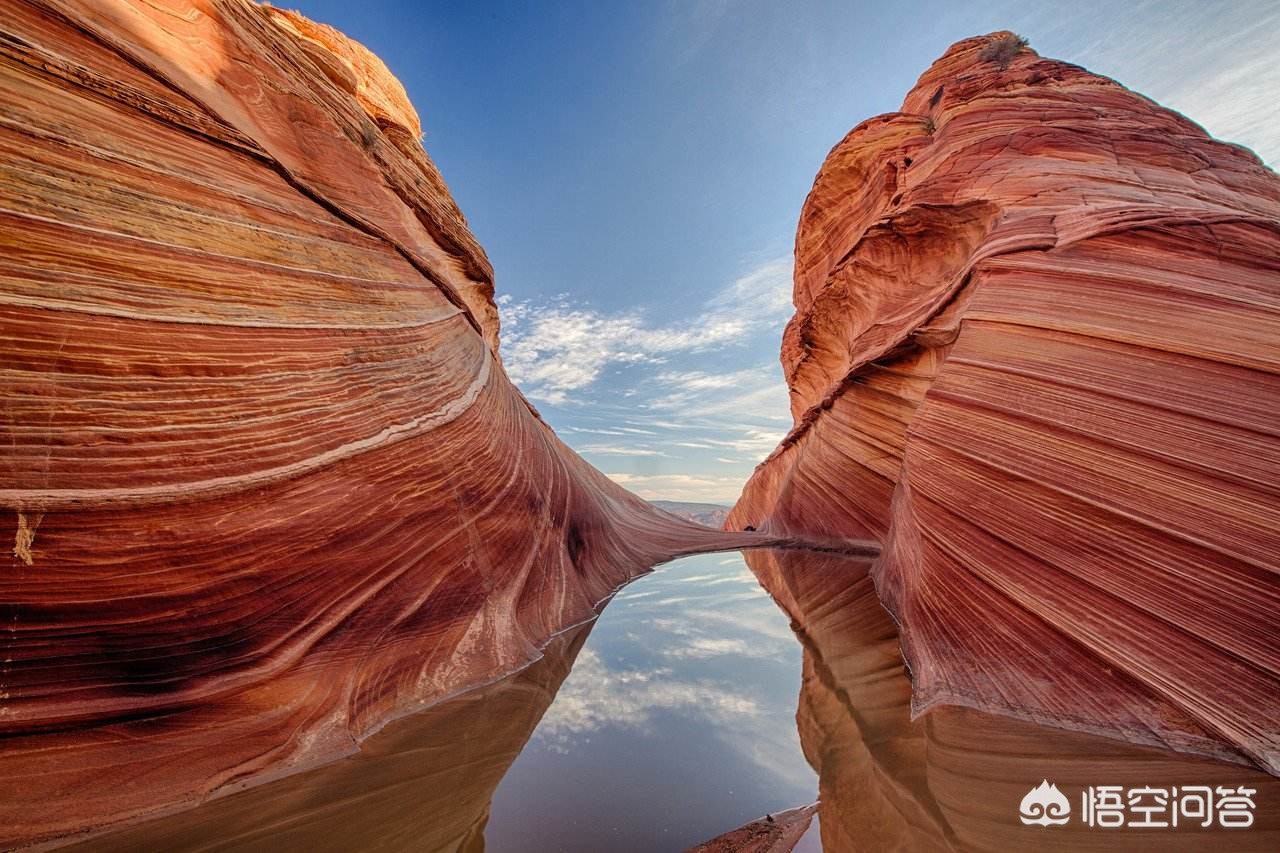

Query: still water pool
[[68, 550, 816, 852], [485, 551, 816, 851], [63, 545, 1274, 852]]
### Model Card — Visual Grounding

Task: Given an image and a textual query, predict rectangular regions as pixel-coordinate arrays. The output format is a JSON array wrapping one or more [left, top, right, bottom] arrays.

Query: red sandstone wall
[[0, 1, 765, 845], [731, 32, 1280, 776]]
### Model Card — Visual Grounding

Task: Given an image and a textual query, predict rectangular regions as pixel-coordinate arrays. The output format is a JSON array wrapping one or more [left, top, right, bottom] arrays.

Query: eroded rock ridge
[[730, 32, 1280, 776]]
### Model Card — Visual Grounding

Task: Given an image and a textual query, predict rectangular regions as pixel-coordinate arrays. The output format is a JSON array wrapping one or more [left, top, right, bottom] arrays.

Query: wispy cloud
[[647, 365, 791, 423], [630, 419, 692, 430], [531, 551, 808, 787], [604, 472, 748, 503], [696, 429, 785, 455], [577, 444, 669, 457], [662, 636, 769, 659], [566, 426, 661, 437], [655, 367, 765, 392], [533, 647, 764, 750], [495, 257, 795, 498], [497, 257, 792, 405], [1038, 0, 1280, 169]]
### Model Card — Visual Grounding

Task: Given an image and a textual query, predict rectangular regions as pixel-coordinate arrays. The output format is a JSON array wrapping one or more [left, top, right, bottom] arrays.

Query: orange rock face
[[743, 547, 1280, 851], [0, 1, 767, 845], [60, 624, 595, 853], [730, 33, 1280, 775]]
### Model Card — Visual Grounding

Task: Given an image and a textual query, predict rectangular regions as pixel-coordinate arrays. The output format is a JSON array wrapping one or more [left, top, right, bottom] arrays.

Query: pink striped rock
[[730, 32, 1280, 776], [0, 1, 768, 845]]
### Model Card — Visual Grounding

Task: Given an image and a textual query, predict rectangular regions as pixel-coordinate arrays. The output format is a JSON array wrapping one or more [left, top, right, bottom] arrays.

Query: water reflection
[[70, 624, 592, 852], [744, 547, 1280, 851], [484, 551, 816, 852], [71, 547, 1279, 851], [73, 552, 814, 852]]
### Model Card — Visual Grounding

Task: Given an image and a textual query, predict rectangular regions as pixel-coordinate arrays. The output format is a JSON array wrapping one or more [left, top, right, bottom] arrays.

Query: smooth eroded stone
[[741, 547, 1280, 851], [730, 32, 1280, 775], [0, 1, 772, 845]]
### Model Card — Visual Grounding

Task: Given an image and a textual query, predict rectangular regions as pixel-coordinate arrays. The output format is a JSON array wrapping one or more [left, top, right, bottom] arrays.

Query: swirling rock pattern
[[0, 1, 769, 846], [60, 624, 595, 853], [730, 33, 1280, 775], [742, 547, 1280, 851]]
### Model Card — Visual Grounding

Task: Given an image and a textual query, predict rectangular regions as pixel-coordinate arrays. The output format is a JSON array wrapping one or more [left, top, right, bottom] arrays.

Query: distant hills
[[650, 500, 730, 529]]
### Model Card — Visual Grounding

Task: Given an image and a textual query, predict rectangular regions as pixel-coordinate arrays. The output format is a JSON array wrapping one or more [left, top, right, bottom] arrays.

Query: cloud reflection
[[534, 647, 765, 751], [528, 553, 812, 788]]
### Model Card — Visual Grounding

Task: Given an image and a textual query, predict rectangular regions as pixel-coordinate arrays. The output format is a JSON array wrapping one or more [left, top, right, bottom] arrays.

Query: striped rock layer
[[742, 547, 1279, 851], [729, 33, 1280, 775], [0, 1, 768, 846], [59, 624, 595, 853]]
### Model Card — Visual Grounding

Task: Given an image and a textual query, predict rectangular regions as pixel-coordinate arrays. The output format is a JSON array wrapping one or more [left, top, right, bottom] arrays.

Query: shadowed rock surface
[[730, 31, 1280, 776], [60, 625, 593, 853], [0, 1, 774, 846]]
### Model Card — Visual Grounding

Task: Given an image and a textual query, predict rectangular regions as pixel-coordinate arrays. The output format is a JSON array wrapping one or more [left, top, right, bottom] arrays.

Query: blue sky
[[293, 0, 1279, 503]]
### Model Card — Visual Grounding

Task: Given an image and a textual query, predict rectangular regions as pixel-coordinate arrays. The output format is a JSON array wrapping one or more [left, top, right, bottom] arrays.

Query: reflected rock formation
[[742, 548, 1279, 851], [0, 1, 769, 846], [729, 31, 1280, 777], [62, 625, 594, 853], [687, 803, 819, 853]]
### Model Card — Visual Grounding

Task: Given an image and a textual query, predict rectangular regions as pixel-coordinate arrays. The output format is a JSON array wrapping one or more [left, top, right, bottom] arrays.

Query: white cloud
[[700, 428, 786, 455], [1038, 0, 1280, 169], [646, 365, 791, 424], [663, 636, 768, 659], [533, 647, 765, 751], [495, 258, 795, 489], [496, 257, 793, 405], [702, 570, 761, 586], [604, 471, 747, 503], [566, 425, 662, 437], [654, 367, 763, 392], [630, 419, 692, 430], [672, 606, 800, 644], [578, 444, 669, 457], [645, 424, 784, 456], [670, 573, 722, 583]]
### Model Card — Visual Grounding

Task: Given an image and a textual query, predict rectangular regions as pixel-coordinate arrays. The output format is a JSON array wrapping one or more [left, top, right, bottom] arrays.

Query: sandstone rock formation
[[730, 32, 1280, 776], [742, 547, 1279, 851], [686, 803, 818, 853], [60, 624, 594, 853], [0, 1, 770, 845]]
